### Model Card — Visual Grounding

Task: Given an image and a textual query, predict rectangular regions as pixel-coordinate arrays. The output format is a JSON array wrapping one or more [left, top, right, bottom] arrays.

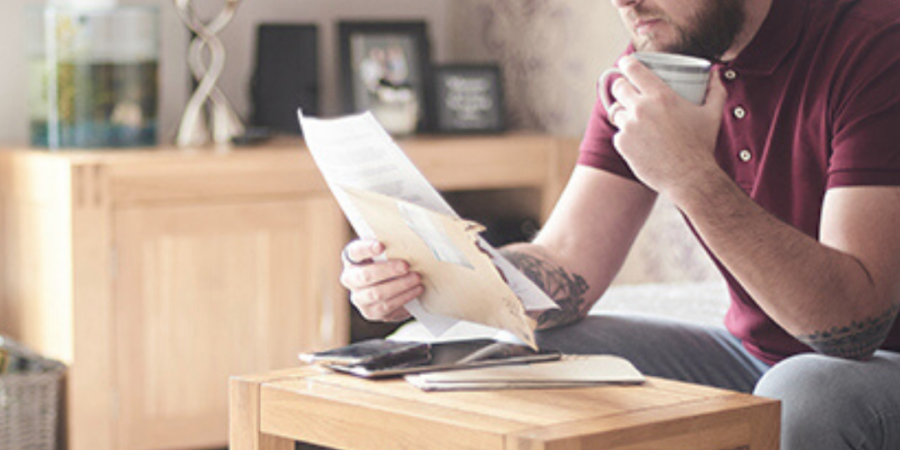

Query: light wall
[[0, 0, 451, 145], [447, 0, 629, 137]]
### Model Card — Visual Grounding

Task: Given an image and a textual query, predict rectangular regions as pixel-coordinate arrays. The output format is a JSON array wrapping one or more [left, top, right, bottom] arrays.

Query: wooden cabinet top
[[0, 134, 579, 207]]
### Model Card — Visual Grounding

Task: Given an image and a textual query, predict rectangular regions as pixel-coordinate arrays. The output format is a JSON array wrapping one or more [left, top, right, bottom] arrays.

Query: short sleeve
[[828, 26, 900, 189]]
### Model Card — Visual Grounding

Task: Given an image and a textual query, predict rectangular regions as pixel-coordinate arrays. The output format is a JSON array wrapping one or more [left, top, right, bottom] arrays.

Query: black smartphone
[[299, 339, 430, 367], [327, 338, 561, 379]]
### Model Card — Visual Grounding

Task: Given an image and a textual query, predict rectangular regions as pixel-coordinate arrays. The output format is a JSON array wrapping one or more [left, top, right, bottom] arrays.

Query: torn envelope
[[298, 110, 556, 342], [343, 186, 538, 348]]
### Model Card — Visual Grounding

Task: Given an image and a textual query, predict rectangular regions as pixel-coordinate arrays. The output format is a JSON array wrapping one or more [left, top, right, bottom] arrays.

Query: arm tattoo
[[500, 249, 590, 330], [798, 303, 900, 359]]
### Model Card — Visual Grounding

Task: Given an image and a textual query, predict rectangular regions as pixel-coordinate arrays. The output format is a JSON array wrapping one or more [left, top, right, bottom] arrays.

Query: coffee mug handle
[[598, 68, 624, 113]]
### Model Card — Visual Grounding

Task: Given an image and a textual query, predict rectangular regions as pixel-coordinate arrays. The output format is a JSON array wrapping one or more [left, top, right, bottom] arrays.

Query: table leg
[[258, 435, 295, 450], [230, 376, 294, 450]]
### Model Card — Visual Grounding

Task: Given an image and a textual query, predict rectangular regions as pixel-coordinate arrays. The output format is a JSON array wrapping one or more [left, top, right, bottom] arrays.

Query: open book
[[298, 111, 558, 348]]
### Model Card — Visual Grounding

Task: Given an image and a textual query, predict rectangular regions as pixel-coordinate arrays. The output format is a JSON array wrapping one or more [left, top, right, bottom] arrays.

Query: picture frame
[[431, 64, 505, 134], [338, 21, 433, 133]]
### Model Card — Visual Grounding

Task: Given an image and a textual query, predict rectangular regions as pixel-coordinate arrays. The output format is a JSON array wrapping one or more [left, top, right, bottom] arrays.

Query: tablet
[[299, 339, 429, 366], [326, 338, 561, 379]]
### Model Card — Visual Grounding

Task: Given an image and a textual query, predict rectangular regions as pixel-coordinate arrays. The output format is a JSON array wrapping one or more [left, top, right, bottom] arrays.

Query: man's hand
[[339, 239, 423, 322], [608, 55, 728, 200]]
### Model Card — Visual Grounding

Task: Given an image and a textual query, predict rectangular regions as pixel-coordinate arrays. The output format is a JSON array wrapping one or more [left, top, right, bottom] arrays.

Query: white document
[[298, 110, 557, 341]]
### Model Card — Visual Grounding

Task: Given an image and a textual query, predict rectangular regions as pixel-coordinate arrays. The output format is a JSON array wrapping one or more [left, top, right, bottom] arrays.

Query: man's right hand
[[339, 239, 423, 322]]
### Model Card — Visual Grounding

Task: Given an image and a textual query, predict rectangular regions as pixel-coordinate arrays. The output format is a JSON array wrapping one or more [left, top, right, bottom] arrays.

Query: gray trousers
[[536, 313, 900, 450]]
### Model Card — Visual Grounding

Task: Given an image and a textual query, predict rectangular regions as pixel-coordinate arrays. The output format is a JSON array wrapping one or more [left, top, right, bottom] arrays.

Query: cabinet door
[[113, 197, 347, 450]]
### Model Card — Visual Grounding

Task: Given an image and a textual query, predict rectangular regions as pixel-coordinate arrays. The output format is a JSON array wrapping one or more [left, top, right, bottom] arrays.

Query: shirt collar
[[728, 0, 808, 75]]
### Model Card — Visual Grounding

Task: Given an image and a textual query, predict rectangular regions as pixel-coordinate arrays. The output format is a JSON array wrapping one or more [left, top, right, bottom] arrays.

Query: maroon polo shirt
[[579, 0, 900, 364]]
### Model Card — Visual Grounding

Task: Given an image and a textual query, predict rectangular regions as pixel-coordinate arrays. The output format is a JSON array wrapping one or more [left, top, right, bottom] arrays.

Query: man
[[340, 0, 900, 448]]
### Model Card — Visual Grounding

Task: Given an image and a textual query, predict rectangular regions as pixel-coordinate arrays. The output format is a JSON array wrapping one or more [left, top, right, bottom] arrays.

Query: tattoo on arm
[[798, 303, 900, 359], [500, 249, 590, 330]]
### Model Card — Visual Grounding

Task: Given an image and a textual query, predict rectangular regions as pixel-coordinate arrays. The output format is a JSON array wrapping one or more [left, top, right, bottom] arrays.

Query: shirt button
[[734, 106, 747, 119], [724, 69, 737, 80], [739, 149, 753, 162]]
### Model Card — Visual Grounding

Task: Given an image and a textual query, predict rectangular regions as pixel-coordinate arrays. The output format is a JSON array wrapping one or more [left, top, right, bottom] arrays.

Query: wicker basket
[[0, 339, 65, 450]]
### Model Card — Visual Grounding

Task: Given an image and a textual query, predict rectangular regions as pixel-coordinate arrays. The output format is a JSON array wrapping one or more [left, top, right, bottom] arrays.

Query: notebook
[[405, 355, 645, 391]]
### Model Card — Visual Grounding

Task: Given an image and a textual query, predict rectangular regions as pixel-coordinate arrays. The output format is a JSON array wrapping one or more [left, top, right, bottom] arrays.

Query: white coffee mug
[[599, 52, 712, 111]]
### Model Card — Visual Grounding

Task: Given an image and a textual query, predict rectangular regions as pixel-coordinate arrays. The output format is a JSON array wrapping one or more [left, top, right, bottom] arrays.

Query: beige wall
[[0, 0, 451, 145], [447, 0, 629, 137]]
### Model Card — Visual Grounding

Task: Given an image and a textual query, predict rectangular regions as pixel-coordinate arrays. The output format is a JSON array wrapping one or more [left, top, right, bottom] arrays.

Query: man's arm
[[500, 166, 657, 330], [500, 245, 590, 330], [608, 56, 900, 359], [338, 165, 655, 326], [677, 173, 900, 359]]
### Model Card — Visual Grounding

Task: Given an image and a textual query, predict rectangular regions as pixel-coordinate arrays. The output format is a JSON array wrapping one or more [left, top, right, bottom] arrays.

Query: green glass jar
[[26, 5, 159, 149]]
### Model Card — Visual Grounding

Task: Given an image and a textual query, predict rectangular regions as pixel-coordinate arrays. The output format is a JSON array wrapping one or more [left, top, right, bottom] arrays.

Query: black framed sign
[[338, 21, 432, 133], [250, 23, 318, 135], [432, 64, 505, 133]]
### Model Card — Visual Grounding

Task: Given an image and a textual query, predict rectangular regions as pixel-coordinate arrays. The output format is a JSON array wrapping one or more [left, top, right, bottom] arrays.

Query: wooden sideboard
[[0, 134, 578, 450]]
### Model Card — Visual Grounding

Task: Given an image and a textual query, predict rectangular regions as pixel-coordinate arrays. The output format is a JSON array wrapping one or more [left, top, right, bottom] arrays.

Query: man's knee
[[756, 353, 835, 394], [753, 353, 883, 449]]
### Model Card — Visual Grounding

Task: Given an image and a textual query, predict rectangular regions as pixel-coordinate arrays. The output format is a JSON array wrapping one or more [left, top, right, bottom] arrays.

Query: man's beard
[[634, 0, 745, 61]]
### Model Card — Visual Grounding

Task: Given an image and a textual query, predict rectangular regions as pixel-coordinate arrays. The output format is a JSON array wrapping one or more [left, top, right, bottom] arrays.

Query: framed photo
[[432, 64, 505, 134], [339, 21, 432, 133]]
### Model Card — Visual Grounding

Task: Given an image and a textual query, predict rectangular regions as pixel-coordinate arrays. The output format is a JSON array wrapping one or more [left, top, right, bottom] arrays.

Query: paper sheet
[[404, 355, 645, 391], [298, 110, 557, 341]]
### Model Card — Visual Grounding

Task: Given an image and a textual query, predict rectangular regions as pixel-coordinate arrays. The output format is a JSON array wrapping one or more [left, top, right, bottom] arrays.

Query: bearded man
[[340, 0, 900, 448]]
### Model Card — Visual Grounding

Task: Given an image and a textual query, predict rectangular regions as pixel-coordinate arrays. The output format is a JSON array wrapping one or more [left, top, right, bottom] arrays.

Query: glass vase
[[26, 5, 160, 149]]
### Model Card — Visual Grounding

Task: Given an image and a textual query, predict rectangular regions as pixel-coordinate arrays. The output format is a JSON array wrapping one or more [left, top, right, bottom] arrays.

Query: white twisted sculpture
[[174, 0, 245, 147]]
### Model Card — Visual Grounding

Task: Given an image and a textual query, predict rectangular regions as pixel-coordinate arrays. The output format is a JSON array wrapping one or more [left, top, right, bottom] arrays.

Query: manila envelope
[[343, 186, 537, 348]]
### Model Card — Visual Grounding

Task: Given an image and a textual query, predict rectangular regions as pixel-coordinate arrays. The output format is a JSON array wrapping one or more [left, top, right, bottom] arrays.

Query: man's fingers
[[611, 76, 640, 110], [351, 273, 424, 321], [382, 308, 413, 323], [340, 237, 424, 322], [619, 55, 669, 94], [343, 239, 385, 266], [340, 259, 410, 290], [607, 102, 625, 128], [380, 285, 421, 322], [353, 272, 422, 306]]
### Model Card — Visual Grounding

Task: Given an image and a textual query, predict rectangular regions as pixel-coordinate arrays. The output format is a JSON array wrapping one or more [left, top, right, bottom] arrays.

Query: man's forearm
[[500, 244, 592, 330], [673, 169, 899, 358]]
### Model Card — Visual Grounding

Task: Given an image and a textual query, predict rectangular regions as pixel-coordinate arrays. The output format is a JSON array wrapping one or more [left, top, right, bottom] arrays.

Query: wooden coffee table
[[231, 365, 779, 450]]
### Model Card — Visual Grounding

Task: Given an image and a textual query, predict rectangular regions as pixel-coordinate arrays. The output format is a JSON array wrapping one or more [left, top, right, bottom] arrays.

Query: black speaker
[[250, 24, 318, 135]]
